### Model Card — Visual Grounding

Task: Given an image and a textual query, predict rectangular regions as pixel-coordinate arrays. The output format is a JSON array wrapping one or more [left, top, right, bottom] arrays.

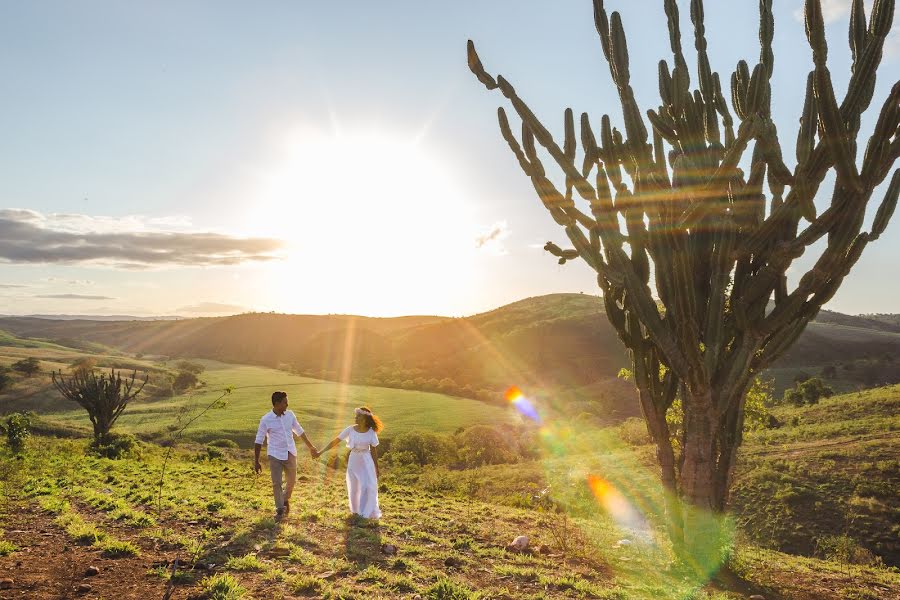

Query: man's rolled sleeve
[[291, 414, 304, 437], [255, 418, 267, 446]]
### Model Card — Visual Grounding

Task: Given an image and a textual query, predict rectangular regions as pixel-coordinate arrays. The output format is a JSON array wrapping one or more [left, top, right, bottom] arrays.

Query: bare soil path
[[0, 503, 172, 600]]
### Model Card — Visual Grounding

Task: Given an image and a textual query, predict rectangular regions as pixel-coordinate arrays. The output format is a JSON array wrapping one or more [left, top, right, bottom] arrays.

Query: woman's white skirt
[[346, 450, 381, 519]]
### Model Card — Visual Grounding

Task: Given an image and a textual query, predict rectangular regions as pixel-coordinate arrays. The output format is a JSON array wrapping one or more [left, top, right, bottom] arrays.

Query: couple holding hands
[[253, 391, 383, 520]]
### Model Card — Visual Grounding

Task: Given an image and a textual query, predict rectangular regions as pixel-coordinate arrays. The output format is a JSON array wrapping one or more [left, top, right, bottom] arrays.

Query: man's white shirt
[[255, 409, 305, 460]]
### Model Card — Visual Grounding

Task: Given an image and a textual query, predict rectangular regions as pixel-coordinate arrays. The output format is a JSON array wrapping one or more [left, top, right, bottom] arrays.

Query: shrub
[[175, 360, 205, 375], [0, 367, 11, 392], [4, 413, 31, 454], [207, 438, 239, 449], [69, 357, 98, 373], [815, 534, 879, 567], [88, 433, 138, 459], [389, 431, 456, 466], [173, 370, 199, 392], [455, 425, 517, 467], [617, 417, 651, 446]]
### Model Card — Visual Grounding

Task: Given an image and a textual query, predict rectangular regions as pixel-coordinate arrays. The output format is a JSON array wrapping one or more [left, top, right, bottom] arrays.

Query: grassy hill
[[732, 384, 900, 565], [3, 294, 898, 423], [33, 360, 516, 446]]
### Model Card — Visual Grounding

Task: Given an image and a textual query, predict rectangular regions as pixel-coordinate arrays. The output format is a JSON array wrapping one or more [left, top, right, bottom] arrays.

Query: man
[[254, 391, 317, 518]]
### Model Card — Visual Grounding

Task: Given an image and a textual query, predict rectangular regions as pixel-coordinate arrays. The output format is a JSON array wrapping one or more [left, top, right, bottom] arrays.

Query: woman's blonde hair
[[357, 406, 383, 433]]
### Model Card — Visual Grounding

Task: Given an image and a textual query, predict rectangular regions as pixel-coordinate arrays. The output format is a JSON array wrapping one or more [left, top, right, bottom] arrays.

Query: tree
[[70, 357, 98, 374], [51, 368, 147, 441], [12, 357, 41, 377], [0, 367, 11, 393], [468, 0, 898, 557], [784, 376, 833, 405]]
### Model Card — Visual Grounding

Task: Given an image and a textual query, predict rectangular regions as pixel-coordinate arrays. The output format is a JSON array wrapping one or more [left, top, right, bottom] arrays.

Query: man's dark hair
[[271, 390, 287, 405]]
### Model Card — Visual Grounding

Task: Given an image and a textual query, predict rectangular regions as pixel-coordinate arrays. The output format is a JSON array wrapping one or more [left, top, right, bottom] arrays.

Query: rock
[[316, 570, 337, 580], [269, 547, 291, 557], [0, 579, 12, 590], [615, 538, 632, 547], [749, 596, 765, 600], [505, 535, 529, 553], [381, 543, 397, 556], [84, 566, 100, 577], [76, 583, 92, 594], [536, 544, 551, 555]]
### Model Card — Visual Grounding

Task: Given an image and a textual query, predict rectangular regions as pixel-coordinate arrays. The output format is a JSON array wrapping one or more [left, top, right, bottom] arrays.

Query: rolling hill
[[1, 294, 898, 420]]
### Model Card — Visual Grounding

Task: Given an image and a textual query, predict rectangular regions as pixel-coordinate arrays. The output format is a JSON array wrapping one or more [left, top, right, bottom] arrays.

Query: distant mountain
[[0, 314, 186, 321], [0, 294, 897, 421], [814, 310, 900, 334]]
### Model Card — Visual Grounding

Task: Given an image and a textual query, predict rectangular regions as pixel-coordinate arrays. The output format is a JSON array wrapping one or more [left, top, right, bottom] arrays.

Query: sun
[[244, 126, 482, 316]]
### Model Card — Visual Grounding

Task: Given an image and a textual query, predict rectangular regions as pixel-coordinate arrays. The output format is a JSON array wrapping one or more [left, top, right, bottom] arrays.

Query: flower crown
[[355, 408, 372, 417]]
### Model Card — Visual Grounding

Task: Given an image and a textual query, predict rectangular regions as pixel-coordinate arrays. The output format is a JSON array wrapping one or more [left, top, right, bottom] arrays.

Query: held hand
[[254, 460, 262, 475], [309, 447, 319, 459]]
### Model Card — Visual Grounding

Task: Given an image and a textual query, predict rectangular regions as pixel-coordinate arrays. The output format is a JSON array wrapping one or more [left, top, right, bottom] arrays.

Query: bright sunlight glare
[[245, 127, 481, 316]]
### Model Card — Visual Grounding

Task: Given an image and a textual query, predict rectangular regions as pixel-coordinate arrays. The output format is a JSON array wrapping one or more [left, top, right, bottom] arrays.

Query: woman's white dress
[[337, 426, 381, 519]]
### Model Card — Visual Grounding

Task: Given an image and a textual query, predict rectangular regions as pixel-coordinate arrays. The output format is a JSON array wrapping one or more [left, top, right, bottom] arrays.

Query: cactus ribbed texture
[[52, 368, 147, 441], [469, 0, 898, 553]]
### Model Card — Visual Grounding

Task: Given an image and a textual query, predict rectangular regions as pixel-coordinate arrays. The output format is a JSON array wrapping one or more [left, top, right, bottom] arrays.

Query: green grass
[[37, 359, 516, 446], [729, 385, 900, 563], [3, 368, 899, 598], [3, 431, 897, 599], [99, 538, 140, 557], [200, 573, 247, 599]]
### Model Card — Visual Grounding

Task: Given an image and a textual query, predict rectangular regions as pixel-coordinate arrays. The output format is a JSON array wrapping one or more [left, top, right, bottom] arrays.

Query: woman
[[315, 406, 382, 519]]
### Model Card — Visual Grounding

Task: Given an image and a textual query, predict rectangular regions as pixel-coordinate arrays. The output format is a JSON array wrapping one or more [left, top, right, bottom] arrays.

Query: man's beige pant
[[268, 453, 297, 511]]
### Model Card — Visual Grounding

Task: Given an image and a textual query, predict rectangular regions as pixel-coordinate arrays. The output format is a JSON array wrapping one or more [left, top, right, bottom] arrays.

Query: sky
[[0, 0, 897, 318]]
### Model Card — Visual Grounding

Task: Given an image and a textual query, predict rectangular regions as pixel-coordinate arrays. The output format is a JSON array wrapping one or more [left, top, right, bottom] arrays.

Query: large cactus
[[469, 0, 898, 553]]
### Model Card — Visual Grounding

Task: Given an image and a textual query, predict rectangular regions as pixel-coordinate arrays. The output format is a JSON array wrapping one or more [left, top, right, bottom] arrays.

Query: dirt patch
[[0, 504, 178, 600]]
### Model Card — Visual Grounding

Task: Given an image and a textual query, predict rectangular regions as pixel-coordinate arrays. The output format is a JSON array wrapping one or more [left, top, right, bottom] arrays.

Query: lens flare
[[504, 385, 541, 423], [586, 474, 647, 533]]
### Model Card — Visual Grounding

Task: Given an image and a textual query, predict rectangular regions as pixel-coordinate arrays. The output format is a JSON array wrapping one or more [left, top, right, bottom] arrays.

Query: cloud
[[475, 221, 511, 255], [0, 284, 27, 288], [42, 278, 95, 285], [176, 301, 247, 315], [0, 209, 284, 269], [36, 294, 116, 300]]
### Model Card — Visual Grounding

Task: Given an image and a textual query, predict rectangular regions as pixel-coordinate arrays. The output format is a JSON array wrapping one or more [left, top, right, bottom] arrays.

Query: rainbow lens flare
[[587, 474, 647, 533], [504, 385, 541, 423]]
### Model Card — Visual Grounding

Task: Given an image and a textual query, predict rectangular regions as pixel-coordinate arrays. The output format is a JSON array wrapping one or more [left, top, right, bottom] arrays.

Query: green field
[[3, 415, 898, 598], [36, 359, 517, 446]]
